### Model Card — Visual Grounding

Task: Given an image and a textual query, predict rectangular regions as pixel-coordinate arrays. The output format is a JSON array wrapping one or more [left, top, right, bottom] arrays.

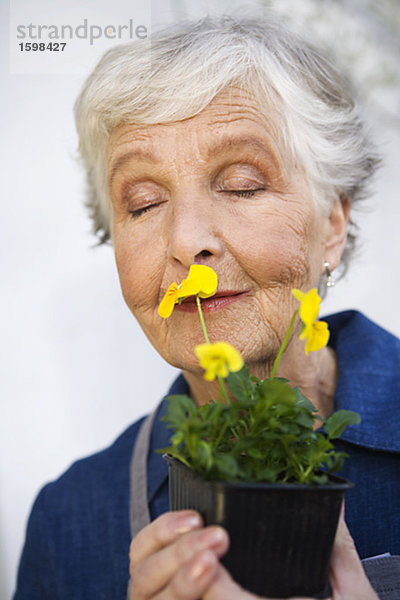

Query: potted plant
[[158, 265, 360, 599]]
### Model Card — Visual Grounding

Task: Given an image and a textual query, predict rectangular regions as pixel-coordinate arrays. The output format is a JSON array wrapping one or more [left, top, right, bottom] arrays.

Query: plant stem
[[196, 295, 210, 344], [270, 309, 299, 379], [214, 419, 229, 449], [196, 295, 231, 407], [217, 375, 231, 405]]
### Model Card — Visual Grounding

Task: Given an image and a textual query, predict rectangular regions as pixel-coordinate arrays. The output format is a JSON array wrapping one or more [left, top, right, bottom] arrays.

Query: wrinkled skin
[[108, 89, 348, 409]]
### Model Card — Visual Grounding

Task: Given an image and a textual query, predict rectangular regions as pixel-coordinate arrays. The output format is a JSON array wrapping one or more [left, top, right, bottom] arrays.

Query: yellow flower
[[292, 288, 330, 354], [195, 342, 244, 381], [158, 265, 218, 318]]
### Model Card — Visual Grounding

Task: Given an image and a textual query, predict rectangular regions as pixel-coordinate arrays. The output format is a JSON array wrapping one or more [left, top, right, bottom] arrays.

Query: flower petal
[[292, 288, 305, 302], [304, 320, 330, 354], [158, 283, 179, 318], [183, 265, 218, 299], [293, 288, 321, 325], [195, 342, 243, 381]]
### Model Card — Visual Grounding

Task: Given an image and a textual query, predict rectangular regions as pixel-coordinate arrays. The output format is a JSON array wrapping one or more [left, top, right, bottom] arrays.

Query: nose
[[167, 195, 223, 268]]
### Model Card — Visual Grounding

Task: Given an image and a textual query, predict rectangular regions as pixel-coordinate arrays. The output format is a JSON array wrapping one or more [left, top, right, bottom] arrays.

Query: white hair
[[74, 15, 379, 272]]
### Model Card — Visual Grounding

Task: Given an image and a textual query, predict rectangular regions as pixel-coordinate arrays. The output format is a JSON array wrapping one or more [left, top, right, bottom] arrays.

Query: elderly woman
[[14, 16, 399, 600]]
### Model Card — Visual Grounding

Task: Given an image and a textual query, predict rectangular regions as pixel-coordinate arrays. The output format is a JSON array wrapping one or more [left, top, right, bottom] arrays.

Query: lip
[[174, 290, 249, 313]]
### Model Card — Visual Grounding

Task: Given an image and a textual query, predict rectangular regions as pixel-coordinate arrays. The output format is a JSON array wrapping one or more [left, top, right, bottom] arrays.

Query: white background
[[1, 0, 399, 597]]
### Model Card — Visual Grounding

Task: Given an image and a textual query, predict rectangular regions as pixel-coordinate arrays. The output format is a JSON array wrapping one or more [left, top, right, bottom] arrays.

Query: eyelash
[[226, 189, 265, 198], [129, 205, 156, 218]]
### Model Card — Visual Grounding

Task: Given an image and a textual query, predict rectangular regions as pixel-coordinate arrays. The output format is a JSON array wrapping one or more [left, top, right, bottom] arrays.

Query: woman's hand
[[128, 510, 229, 599], [128, 509, 378, 600]]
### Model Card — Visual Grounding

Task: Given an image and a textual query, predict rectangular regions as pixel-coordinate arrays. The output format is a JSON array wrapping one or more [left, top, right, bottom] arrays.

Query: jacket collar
[[325, 310, 400, 453]]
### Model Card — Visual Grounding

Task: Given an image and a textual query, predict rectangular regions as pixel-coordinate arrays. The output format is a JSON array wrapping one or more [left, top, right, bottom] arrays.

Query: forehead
[[107, 87, 288, 171]]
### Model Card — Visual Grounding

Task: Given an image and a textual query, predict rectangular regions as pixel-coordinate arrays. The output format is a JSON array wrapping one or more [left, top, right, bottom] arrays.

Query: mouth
[[174, 290, 249, 313]]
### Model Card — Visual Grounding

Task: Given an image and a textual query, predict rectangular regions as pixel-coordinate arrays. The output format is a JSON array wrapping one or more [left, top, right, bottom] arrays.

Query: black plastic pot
[[165, 455, 352, 599]]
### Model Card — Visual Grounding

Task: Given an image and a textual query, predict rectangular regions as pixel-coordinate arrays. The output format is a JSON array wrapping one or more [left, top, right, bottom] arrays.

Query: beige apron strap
[[127, 405, 161, 599], [129, 404, 160, 539]]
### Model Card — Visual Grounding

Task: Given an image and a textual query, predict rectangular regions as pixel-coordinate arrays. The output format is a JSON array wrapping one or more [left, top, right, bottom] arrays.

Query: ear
[[323, 195, 350, 272]]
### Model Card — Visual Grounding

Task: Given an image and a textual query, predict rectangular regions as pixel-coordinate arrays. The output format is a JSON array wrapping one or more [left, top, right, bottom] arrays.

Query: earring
[[318, 262, 335, 300], [324, 262, 335, 288]]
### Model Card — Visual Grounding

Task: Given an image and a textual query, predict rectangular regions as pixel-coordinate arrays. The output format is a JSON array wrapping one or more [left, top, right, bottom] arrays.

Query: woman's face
[[107, 89, 346, 373]]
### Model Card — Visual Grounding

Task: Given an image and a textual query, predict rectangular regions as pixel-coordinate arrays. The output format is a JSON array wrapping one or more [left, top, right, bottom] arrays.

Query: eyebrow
[[109, 148, 161, 184], [109, 135, 276, 184]]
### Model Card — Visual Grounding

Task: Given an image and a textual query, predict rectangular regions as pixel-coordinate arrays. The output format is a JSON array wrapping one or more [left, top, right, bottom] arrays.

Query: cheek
[[113, 226, 164, 316], [231, 205, 321, 288]]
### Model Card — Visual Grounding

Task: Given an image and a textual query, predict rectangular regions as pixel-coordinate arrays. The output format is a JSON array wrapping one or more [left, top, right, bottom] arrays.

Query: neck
[[182, 340, 337, 420]]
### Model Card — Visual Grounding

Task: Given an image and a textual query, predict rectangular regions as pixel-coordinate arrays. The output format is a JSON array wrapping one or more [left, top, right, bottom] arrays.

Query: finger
[[130, 510, 202, 568], [329, 508, 378, 599], [152, 549, 220, 600], [132, 525, 229, 598], [202, 563, 265, 600], [330, 509, 364, 581]]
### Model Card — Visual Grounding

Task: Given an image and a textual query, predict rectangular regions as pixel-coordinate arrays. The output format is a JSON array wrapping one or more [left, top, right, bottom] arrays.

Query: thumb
[[202, 563, 264, 600], [328, 504, 377, 599]]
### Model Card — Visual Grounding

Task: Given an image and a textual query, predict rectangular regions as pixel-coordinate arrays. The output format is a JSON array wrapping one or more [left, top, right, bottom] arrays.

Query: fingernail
[[199, 526, 226, 549], [174, 512, 201, 534]]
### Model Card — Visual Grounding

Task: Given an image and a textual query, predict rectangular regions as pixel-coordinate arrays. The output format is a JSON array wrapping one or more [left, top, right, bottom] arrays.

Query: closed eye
[[224, 189, 265, 198], [129, 203, 161, 218]]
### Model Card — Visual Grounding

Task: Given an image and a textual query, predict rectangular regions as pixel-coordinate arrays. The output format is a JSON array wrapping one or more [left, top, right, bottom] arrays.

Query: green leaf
[[196, 441, 213, 471], [226, 366, 254, 403], [170, 431, 184, 446], [215, 454, 239, 479], [295, 410, 316, 429], [328, 451, 349, 473], [293, 386, 318, 414], [310, 473, 329, 485], [197, 401, 216, 421], [162, 395, 197, 428], [324, 410, 361, 439], [247, 446, 265, 460], [159, 448, 191, 468], [254, 466, 279, 483], [258, 379, 296, 407]]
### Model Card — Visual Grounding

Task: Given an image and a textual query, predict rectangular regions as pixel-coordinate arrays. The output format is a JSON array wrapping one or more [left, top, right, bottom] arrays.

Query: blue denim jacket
[[14, 311, 400, 599]]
